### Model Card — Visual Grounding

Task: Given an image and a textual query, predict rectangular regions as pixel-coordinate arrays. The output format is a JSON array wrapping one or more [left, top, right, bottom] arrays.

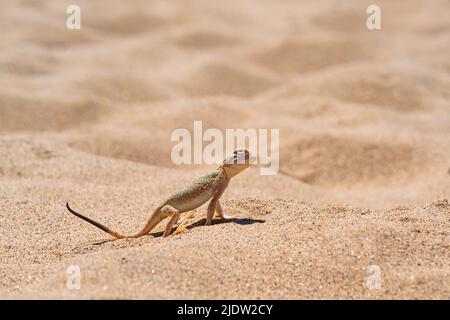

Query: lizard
[[66, 149, 255, 239]]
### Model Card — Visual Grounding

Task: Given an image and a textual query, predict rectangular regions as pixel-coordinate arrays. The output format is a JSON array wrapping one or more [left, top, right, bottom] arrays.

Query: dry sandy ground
[[0, 0, 449, 299]]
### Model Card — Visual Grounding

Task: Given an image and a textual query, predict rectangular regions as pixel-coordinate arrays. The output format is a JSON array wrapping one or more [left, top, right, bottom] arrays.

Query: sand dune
[[276, 64, 450, 111], [281, 134, 428, 187], [253, 37, 370, 75], [0, 0, 449, 299]]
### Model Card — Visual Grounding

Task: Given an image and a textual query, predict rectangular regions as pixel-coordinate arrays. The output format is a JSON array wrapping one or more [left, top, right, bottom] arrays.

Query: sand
[[0, 0, 449, 299]]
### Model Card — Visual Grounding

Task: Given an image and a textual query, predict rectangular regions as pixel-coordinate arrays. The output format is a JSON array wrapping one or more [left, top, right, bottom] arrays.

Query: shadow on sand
[[90, 217, 265, 246]]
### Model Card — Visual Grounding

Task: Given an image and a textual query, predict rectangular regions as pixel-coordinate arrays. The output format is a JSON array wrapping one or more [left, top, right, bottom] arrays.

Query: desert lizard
[[66, 149, 254, 239]]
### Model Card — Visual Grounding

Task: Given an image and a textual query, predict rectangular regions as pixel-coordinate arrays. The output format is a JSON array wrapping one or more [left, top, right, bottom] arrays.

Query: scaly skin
[[66, 149, 254, 239], [165, 166, 225, 213]]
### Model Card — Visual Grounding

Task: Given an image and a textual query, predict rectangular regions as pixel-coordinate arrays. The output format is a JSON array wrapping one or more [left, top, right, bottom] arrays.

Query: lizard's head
[[222, 149, 255, 178]]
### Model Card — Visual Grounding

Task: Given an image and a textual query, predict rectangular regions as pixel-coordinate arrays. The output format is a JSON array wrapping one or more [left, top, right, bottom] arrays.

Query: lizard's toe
[[173, 222, 189, 236], [219, 213, 235, 220]]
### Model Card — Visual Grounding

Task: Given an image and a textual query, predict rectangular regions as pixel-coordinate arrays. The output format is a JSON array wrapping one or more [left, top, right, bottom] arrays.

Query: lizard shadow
[[91, 217, 265, 246], [151, 217, 266, 237]]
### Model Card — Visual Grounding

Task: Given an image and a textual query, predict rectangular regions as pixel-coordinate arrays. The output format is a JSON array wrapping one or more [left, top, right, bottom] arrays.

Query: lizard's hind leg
[[161, 205, 180, 237]]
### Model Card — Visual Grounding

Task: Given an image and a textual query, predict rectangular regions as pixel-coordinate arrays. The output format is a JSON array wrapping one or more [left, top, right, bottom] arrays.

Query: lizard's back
[[164, 167, 223, 212]]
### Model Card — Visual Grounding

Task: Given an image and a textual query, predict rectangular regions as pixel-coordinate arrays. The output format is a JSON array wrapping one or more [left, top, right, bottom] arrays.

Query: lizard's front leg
[[205, 179, 229, 226], [205, 199, 217, 226], [215, 201, 234, 220]]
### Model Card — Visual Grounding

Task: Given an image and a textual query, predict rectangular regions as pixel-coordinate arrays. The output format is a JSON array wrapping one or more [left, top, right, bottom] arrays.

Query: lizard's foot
[[172, 211, 195, 236], [204, 219, 213, 226], [218, 213, 235, 220], [173, 221, 189, 236], [179, 211, 195, 224], [215, 201, 236, 220]]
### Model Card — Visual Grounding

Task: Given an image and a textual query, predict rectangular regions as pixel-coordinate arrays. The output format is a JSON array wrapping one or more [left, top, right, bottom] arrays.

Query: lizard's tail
[[66, 203, 162, 239]]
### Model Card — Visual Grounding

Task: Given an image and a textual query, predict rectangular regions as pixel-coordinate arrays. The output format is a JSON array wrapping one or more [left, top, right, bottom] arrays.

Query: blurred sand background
[[0, 0, 449, 299]]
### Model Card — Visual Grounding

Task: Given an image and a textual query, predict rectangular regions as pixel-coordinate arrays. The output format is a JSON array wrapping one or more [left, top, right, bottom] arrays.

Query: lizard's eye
[[224, 149, 251, 165], [235, 149, 250, 163]]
